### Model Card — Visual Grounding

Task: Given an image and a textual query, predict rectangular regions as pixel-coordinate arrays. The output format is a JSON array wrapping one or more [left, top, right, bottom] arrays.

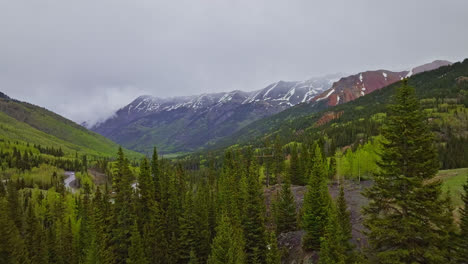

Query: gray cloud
[[1, 0, 467, 125]]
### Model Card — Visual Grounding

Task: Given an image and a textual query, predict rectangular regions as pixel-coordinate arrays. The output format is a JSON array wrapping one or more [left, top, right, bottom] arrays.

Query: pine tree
[[328, 156, 337, 180], [207, 214, 246, 264], [302, 144, 330, 251], [6, 180, 21, 229], [188, 250, 199, 264], [318, 203, 346, 264], [137, 157, 154, 229], [299, 144, 310, 183], [336, 185, 352, 254], [61, 219, 76, 264], [151, 147, 161, 202], [111, 147, 135, 263], [265, 231, 281, 264], [275, 177, 297, 234], [127, 221, 148, 264], [192, 185, 212, 263], [78, 185, 93, 263], [143, 200, 167, 264], [242, 158, 267, 263], [179, 191, 196, 263], [25, 203, 48, 264], [0, 197, 29, 264], [289, 143, 300, 185], [92, 186, 114, 264], [362, 81, 452, 263], [272, 135, 284, 183], [455, 176, 468, 262]]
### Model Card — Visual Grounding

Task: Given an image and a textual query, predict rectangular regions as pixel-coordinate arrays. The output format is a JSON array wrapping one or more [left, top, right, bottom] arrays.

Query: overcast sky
[[1, 0, 467, 125]]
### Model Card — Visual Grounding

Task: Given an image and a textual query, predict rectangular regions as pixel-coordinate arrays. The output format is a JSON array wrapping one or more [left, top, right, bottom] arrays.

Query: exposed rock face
[[311, 60, 452, 106], [312, 70, 407, 106]]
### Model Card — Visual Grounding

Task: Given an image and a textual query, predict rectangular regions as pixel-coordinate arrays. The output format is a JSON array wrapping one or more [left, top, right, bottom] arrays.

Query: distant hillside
[[0, 95, 142, 159]]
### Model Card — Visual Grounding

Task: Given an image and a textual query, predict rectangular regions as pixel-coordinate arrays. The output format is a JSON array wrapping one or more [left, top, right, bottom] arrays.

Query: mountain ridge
[[91, 74, 342, 154]]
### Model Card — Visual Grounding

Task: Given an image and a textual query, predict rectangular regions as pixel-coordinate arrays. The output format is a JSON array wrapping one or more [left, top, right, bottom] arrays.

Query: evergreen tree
[[111, 147, 135, 263], [25, 204, 47, 264], [61, 219, 76, 264], [192, 185, 212, 263], [143, 200, 167, 264], [6, 180, 21, 229], [272, 135, 284, 183], [179, 191, 196, 263], [265, 231, 281, 264], [127, 221, 148, 264], [136, 157, 154, 229], [82, 155, 88, 174], [242, 158, 267, 263], [336, 185, 352, 255], [0, 197, 29, 264], [188, 250, 199, 264], [328, 156, 337, 180], [318, 203, 346, 264], [362, 81, 452, 263], [275, 178, 297, 234], [92, 186, 114, 264], [298, 144, 309, 183], [207, 214, 246, 264], [455, 176, 468, 263], [288, 143, 300, 185], [302, 144, 330, 251], [78, 185, 93, 263], [151, 147, 161, 201]]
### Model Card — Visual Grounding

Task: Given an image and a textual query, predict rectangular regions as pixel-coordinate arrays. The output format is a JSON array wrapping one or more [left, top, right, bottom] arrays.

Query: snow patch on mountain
[[316, 89, 335, 101], [263, 82, 279, 99]]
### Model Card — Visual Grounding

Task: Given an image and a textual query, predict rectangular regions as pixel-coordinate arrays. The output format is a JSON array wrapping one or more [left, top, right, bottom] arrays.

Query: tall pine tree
[[111, 147, 135, 263], [289, 144, 301, 185], [302, 144, 330, 251], [318, 203, 346, 264], [208, 213, 246, 264], [242, 157, 267, 264], [275, 177, 297, 234], [363, 80, 452, 263]]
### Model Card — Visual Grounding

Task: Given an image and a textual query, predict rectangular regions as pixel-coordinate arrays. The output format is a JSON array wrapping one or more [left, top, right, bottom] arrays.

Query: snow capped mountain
[[91, 74, 341, 154], [110, 74, 341, 119]]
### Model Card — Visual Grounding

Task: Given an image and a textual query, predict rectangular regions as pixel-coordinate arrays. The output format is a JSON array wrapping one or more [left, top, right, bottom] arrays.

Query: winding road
[[64, 171, 76, 192]]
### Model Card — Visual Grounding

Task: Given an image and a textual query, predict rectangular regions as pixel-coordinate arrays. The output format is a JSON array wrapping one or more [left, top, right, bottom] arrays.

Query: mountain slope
[[92, 74, 341, 154], [211, 59, 466, 153], [0, 94, 141, 158], [311, 60, 451, 106]]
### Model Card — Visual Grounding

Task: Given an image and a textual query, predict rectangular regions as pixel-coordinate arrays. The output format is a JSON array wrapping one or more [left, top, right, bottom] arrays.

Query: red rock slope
[[311, 60, 451, 106]]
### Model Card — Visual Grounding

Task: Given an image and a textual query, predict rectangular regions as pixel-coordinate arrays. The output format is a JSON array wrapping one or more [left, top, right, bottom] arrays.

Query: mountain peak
[[0, 91, 10, 100], [411, 60, 451, 75]]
